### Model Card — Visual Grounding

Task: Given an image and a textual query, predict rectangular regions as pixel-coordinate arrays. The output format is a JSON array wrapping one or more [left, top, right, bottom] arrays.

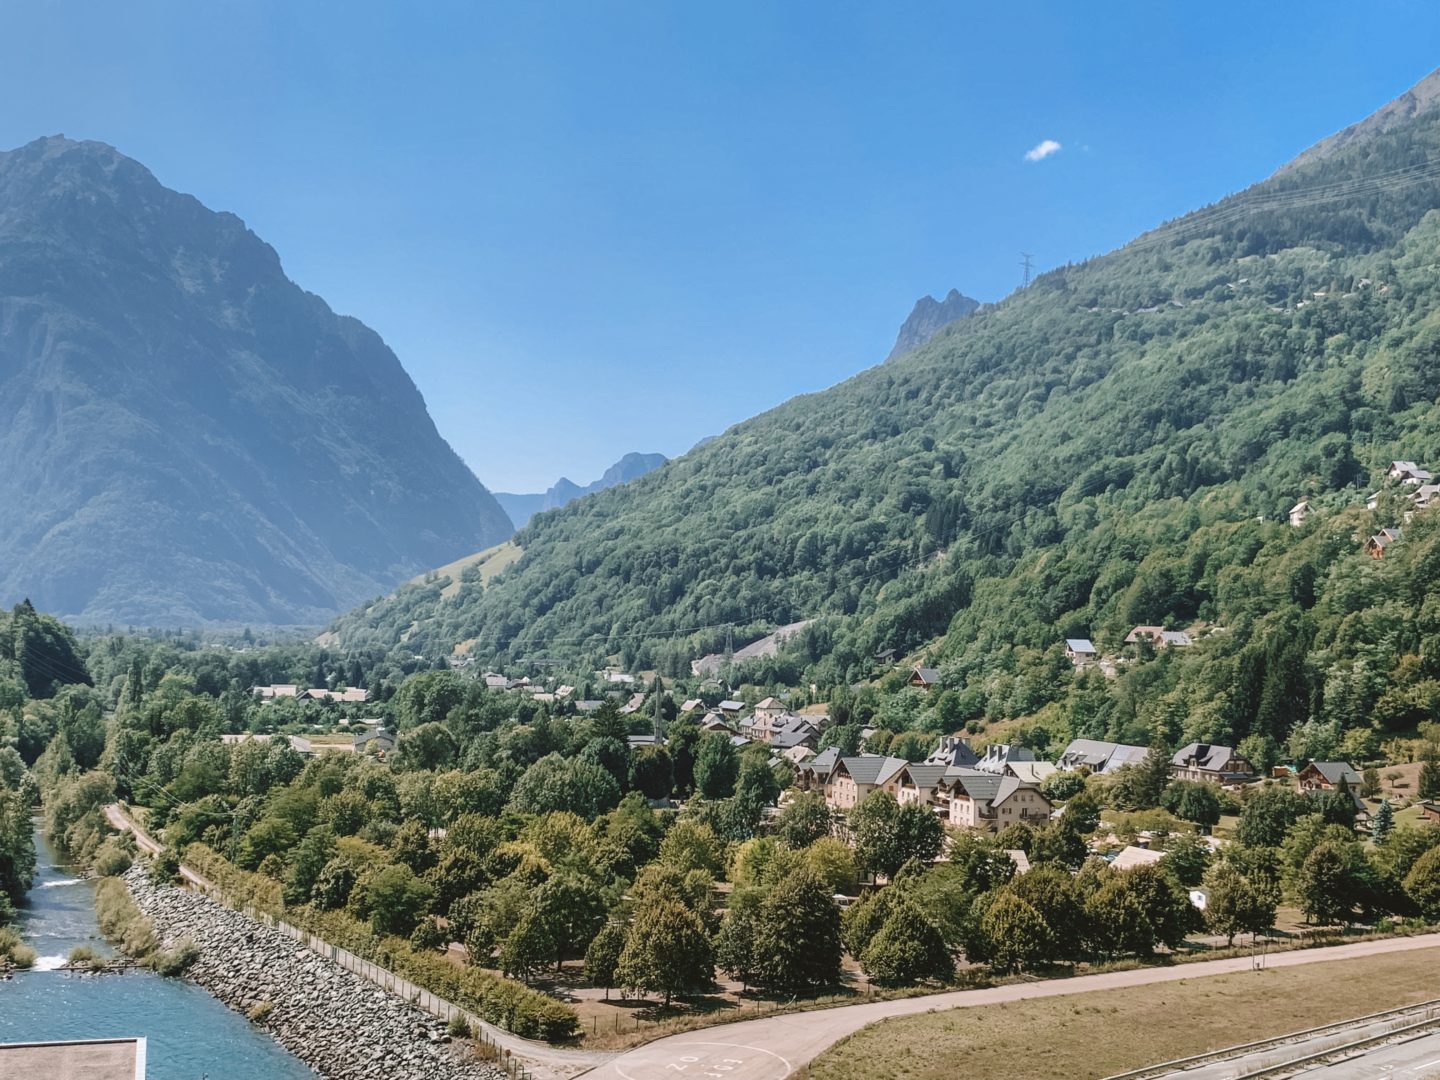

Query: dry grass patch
[[803, 948, 1440, 1080]]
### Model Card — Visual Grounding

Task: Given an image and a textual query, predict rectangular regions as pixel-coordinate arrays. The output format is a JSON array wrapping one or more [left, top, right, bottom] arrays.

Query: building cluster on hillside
[[221, 721, 396, 759], [250, 684, 371, 703], [1293, 461, 1439, 558]]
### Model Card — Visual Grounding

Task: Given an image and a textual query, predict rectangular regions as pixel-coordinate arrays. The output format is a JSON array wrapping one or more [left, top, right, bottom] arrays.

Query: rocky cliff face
[[495, 450, 667, 529], [0, 136, 513, 624], [885, 288, 981, 361]]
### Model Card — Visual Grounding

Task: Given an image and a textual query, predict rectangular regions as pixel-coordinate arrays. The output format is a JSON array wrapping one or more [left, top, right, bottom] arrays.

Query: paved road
[[583, 935, 1440, 1080], [1288, 1030, 1440, 1079], [1168, 1008, 1440, 1079]]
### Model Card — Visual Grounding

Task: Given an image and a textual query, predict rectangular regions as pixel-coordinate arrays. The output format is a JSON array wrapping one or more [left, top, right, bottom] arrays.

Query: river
[[0, 820, 318, 1079]]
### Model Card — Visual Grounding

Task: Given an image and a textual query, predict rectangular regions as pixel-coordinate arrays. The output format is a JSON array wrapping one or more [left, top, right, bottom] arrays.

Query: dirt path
[[583, 933, 1440, 1079]]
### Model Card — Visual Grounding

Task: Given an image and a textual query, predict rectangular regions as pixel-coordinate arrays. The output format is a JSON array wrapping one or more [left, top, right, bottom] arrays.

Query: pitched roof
[[803, 746, 841, 776], [911, 666, 941, 683], [1066, 638, 1097, 653], [897, 763, 950, 791], [1305, 761, 1362, 787], [925, 736, 980, 769], [945, 770, 1004, 803], [1170, 742, 1247, 773], [755, 696, 783, 710], [838, 755, 909, 787], [1006, 761, 1058, 784], [1112, 845, 1165, 870]]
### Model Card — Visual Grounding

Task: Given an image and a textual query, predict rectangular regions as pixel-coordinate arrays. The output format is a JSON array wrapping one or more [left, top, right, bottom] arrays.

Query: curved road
[[583, 934, 1440, 1080], [103, 804, 1440, 1080]]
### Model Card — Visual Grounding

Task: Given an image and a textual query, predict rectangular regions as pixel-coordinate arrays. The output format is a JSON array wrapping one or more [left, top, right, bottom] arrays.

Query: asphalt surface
[[584, 935, 1440, 1080], [1288, 1030, 1440, 1079], [1164, 1010, 1440, 1079]]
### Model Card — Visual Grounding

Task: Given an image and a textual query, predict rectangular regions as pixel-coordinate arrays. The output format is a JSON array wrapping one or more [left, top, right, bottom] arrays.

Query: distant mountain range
[[0, 136, 513, 625], [885, 288, 981, 361], [495, 452, 667, 529]]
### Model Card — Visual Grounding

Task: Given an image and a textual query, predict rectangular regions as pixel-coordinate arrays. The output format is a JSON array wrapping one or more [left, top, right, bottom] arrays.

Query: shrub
[[146, 938, 199, 976], [447, 1014, 472, 1038], [67, 945, 102, 969], [93, 835, 134, 877], [247, 1001, 275, 1024], [9, 944, 35, 968]]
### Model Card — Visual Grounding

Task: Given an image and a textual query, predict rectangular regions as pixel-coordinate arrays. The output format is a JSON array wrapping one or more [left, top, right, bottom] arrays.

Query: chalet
[[1005, 761, 1058, 785], [1169, 743, 1257, 785], [251, 684, 300, 701], [626, 734, 659, 750], [1389, 461, 1433, 485], [770, 718, 820, 752], [1289, 501, 1313, 528], [1366, 528, 1402, 558], [909, 666, 942, 690], [554, 685, 575, 701], [618, 692, 648, 716], [1297, 761, 1363, 793], [699, 712, 737, 734], [1412, 484, 1440, 511], [1057, 738, 1149, 775], [894, 763, 951, 809], [717, 699, 745, 716], [353, 727, 396, 756], [1065, 639, 1098, 666], [679, 698, 705, 714], [1420, 802, 1440, 825], [1124, 626, 1194, 648], [573, 699, 604, 713], [604, 672, 636, 685], [300, 687, 370, 703], [796, 747, 841, 794], [943, 772, 1053, 832], [826, 755, 909, 810], [780, 745, 816, 766], [875, 648, 899, 665], [973, 743, 1037, 775], [924, 735, 981, 770], [483, 674, 511, 690]]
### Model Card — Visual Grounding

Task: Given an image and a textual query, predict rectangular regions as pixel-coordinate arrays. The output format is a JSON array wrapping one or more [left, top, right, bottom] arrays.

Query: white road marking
[[613, 1040, 793, 1080]]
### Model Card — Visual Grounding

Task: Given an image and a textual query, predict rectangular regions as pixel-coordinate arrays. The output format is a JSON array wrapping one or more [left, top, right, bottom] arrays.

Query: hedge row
[[180, 845, 579, 1041]]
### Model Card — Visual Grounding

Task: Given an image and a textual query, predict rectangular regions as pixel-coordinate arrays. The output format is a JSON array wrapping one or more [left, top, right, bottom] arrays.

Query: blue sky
[[4, 3, 1439, 490]]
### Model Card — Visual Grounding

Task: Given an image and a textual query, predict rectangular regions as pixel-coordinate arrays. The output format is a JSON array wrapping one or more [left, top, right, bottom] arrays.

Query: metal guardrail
[[1101, 998, 1440, 1080], [1228, 1012, 1440, 1079]]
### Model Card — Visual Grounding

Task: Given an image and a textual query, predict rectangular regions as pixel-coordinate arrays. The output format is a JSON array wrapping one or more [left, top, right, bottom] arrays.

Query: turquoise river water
[[0, 821, 318, 1079]]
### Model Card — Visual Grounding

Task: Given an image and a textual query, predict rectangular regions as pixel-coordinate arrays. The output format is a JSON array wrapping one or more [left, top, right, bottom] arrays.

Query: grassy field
[[802, 947, 1440, 1080], [411, 540, 523, 601]]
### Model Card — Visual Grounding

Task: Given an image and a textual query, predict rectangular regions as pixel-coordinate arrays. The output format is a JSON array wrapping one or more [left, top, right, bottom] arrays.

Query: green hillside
[[329, 72, 1440, 753]]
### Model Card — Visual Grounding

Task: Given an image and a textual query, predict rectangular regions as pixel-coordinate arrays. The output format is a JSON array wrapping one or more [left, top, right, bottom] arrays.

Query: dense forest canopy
[[320, 86, 1440, 763]]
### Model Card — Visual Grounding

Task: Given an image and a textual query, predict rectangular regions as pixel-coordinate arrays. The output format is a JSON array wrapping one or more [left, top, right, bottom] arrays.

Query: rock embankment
[[123, 866, 501, 1080]]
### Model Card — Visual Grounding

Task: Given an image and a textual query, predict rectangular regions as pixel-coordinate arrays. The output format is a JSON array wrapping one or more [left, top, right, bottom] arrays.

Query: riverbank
[[123, 864, 502, 1080]]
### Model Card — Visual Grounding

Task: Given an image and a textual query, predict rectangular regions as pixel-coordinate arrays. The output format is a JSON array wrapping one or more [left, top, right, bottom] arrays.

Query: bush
[[67, 945, 102, 970], [447, 1014, 472, 1038], [247, 1001, 275, 1024], [149, 848, 181, 885], [9, 944, 35, 968], [93, 835, 134, 877], [146, 938, 199, 976]]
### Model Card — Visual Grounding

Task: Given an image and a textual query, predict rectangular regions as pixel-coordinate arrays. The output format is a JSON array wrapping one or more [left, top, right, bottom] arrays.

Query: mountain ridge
[[885, 288, 981, 361], [494, 451, 668, 529], [0, 135, 512, 625]]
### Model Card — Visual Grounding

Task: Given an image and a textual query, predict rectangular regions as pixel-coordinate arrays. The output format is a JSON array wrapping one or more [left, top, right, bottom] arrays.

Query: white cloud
[[1024, 139, 1062, 163]]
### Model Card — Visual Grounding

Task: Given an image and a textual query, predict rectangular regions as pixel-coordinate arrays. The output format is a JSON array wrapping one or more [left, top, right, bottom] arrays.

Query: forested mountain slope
[[330, 70, 1440, 704], [0, 137, 512, 626]]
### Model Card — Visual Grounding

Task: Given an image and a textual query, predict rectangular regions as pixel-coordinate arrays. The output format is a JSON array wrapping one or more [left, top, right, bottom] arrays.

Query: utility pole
[[1020, 252, 1034, 288]]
